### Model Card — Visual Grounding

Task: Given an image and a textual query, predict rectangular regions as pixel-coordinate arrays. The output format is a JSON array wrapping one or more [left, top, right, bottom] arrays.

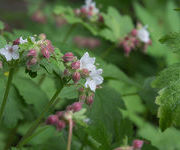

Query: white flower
[[80, 52, 96, 71], [83, 0, 99, 16], [0, 44, 19, 61], [85, 68, 103, 92], [19, 37, 28, 44], [137, 26, 150, 43]]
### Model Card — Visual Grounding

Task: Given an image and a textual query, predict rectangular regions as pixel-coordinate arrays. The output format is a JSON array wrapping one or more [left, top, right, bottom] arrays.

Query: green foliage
[[153, 62, 180, 131], [160, 32, 180, 53], [0, 35, 7, 48], [13, 76, 49, 115], [100, 7, 134, 42]]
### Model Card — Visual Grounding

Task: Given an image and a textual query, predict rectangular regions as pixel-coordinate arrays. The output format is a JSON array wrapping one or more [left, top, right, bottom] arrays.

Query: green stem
[[67, 119, 73, 150], [0, 68, 14, 123], [62, 24, 76, 44], [16, 86, 64, 148]]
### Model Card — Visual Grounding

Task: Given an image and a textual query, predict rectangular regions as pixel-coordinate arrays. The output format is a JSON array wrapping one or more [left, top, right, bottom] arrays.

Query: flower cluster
[[114, 139, 144, 150], [0, 34, 55, 73], [73, 36, 101, 49], [46, 102, 83, 131], [74, 0, 103, 23], [62, 52, 103, 105], [119, 23, 152, 56], [63, 52, 103, 92]]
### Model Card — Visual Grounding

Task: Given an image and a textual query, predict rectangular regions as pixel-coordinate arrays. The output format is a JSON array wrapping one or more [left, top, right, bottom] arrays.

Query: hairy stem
[[16, 85, 64, 148], [0, 68, 14, 123], [67, 119, 73, 150], [62, 24, 76, 44]]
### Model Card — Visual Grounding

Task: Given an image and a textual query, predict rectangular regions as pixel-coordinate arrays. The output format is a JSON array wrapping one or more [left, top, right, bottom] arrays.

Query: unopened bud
[[56, 111, 64, 118], [64, 69, 70, 76], [133, 140, 144, 149], [72, 72, 81, 83], [71, 61, 80, 69], [79, 94, 86, 101], [39, 33, 46, 40], [131, 29, 137, 36], [62, 52, 74, 62], [81, 68, 89, 77], [86, 95, 94, 105], [72, 102, 82, 112], [27, 49, 37, 57], [46, 115, 59, 125], [56, 120, 66, 131], [13, 38, 20, 45]]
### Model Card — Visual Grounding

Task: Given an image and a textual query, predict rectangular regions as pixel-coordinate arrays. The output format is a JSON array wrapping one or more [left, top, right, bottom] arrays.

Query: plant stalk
[[16, 86, 64, 148], [0, 68, 14, 123], [67, 119, 73, 150]]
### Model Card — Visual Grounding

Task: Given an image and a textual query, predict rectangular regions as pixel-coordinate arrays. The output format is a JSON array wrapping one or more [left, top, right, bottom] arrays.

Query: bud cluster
[[78, 87, 94, 106], [46, 102, 82, 131], [114, 139, 144, 150], [118, 23, 152, 56], [73, 36, 101, 49], [14, 34, 55, 69], [62, 52, 89, 84], [74, 0, 103, 23]]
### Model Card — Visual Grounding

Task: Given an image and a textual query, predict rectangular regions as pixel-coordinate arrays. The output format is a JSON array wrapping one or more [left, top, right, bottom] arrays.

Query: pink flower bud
[[13, 38, 20, 45], [87, 11, 93, 17], [78, 87, 84, 93], [27, 49, 37, 57], [72, 102, 82, 112], [72, 72, 81, 83], [64, 69, 70, 76], [81, 7, 87, 14], [62, 52, 74, 62], [46, 115, 59, 125], [27, 58, 37, 68], [86, 95, 94, 105], [79, 94, 86, 101], [98, 14, 104, 23], [131, 29, 137, 36], [71, 61, 80, 69], [41, 47, 50, 58], [81, 68, 89, 77], [39, 33, 46, 40], [74, 9, 81, 16], [46, 40, 54, 53], [66, 105, 73, 111], [56, 120, 66, 131], [56, 111, 64, 118], [133, 140, 144, 149]]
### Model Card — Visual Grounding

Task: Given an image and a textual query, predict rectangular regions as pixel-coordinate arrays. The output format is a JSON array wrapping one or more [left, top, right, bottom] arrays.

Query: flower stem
[[0, 68, 14, 123], [62, 24, 76, 44], [67, 119, 73, 150], [16, 86, 64, 148]]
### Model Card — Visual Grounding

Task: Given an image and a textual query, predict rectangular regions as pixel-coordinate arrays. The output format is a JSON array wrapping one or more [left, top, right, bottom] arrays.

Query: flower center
[[8, 48, 13, 53]]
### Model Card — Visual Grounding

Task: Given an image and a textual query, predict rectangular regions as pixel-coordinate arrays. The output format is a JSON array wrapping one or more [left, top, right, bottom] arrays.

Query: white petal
[[20, 37, 28, 44], [12, 45, 19, 51], [137, 27, 150, 43], [12, 52, 19, 60], [5, 53, 12, 61]]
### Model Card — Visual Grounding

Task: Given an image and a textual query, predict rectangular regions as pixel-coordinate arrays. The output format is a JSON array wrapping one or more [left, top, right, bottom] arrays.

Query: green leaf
[[100, 7, 134, 42], [159, 32, 180, 53], [0, 35, 7, 48], [153, 63, 180, 130], [13, 76, 49, 115], [0, 77, 23, 128]]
